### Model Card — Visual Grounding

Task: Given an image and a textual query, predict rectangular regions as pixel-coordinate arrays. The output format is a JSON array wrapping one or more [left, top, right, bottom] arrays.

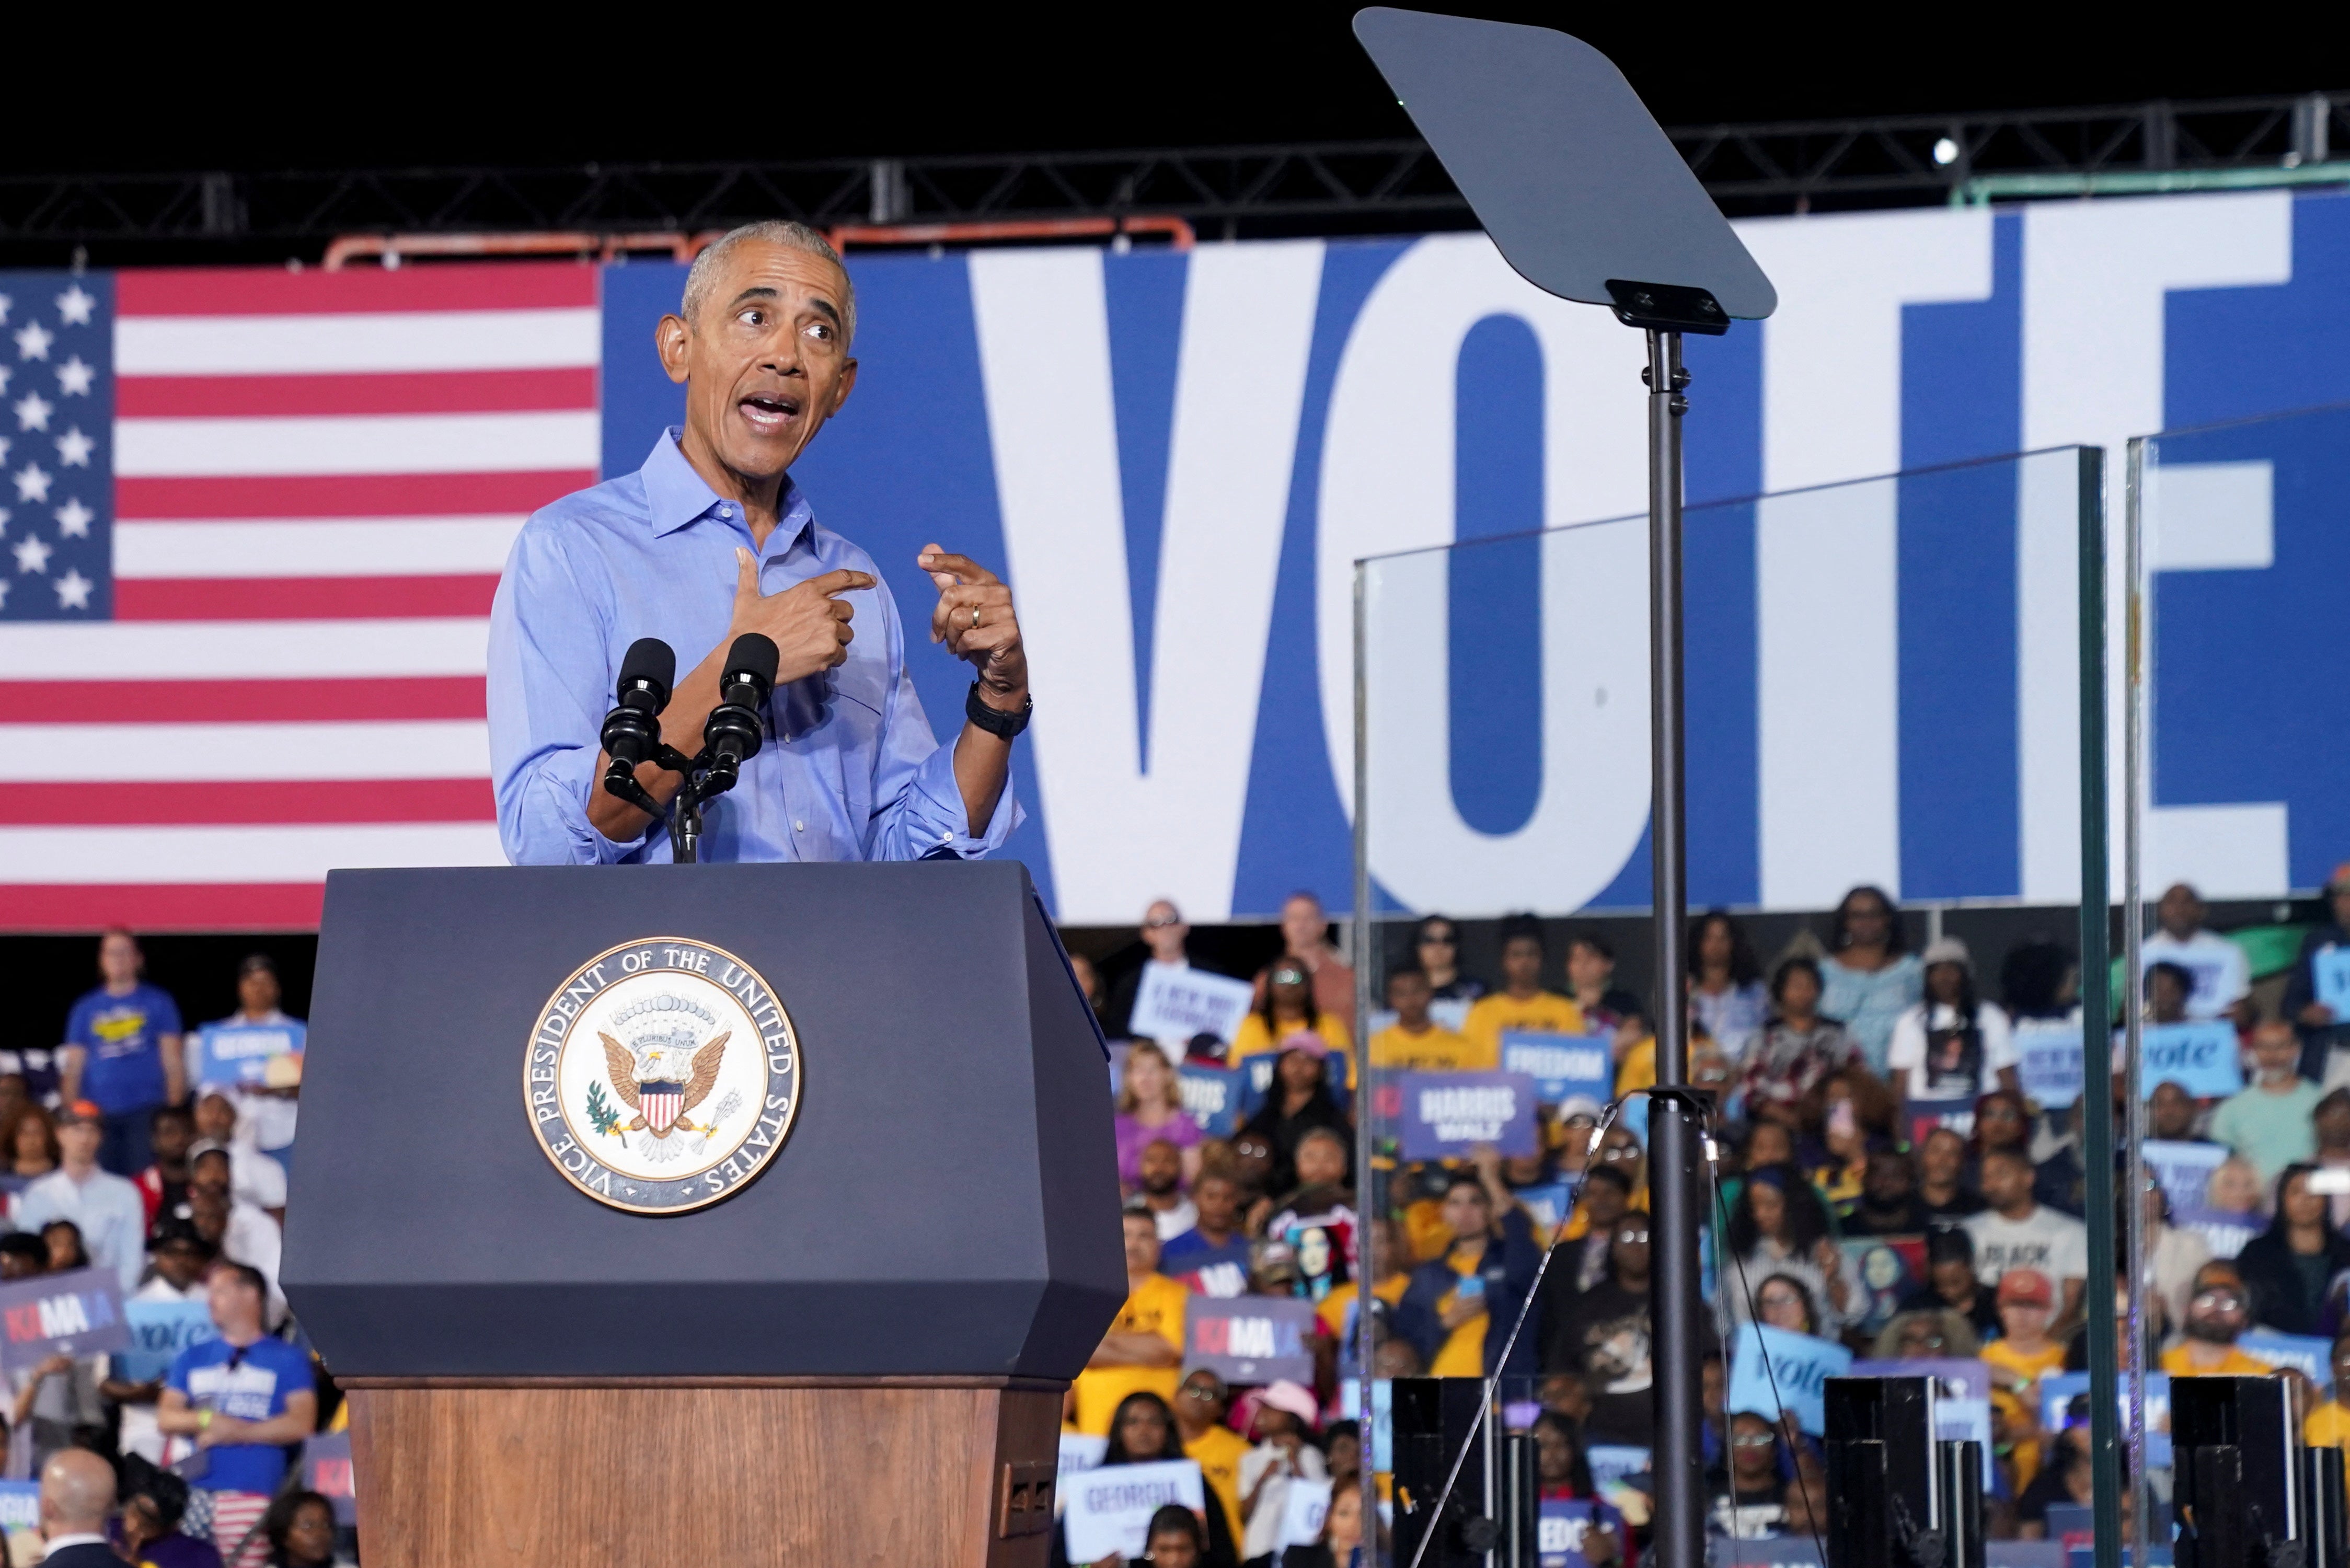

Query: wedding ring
[[971, 606, 982, 627]]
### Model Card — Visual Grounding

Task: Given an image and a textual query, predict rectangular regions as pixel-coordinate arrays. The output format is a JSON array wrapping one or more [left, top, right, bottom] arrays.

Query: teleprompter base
[[340, 1375, 1066, 1567]]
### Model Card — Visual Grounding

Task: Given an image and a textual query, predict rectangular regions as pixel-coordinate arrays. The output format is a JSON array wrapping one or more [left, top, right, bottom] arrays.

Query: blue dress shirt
[[488, 431, 1020, 865]]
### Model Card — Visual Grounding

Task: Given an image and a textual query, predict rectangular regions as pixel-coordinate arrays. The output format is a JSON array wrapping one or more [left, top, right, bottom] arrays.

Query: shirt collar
[[640, 428, 815, 552]]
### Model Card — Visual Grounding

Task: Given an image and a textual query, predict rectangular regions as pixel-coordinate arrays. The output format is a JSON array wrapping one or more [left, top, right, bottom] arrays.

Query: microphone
[[599, 638, 675, 804], [699, 633, 778, 798]]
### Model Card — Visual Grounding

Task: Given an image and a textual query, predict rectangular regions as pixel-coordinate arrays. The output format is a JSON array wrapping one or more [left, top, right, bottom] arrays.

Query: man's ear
[[656, 313, 691, 386], [828, 357, 859, 416]]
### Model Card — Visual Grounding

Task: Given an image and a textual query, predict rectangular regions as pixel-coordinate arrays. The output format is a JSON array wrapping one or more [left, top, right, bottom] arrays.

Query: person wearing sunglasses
[[2160, 1262, 2278, 1376], [1411, 916, 1486, 1013], [1171, 1370, 1249, 1553], [1704, 1411, 1789, 1538]]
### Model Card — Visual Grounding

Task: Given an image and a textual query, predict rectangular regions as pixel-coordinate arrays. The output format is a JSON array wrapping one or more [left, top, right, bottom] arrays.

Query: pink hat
[[1257, 1379, 1320, 1427]]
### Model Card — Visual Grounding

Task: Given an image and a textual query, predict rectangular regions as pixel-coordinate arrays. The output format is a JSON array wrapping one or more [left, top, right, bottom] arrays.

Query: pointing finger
[[804, 569, 876, 599], [734, 547, 759, 601], [917, 548, 1000, 587]]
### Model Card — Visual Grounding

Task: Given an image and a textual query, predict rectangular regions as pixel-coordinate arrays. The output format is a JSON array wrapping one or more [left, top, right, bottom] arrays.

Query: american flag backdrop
[[0, 263, 600, 930]]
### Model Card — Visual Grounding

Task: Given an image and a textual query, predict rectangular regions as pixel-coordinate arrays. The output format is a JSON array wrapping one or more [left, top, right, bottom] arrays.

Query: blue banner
[[2174, 1202, 2259, 1260], [0, 1481, 34, 1536], [1538, 1500, 1622, 1568], [2242, 1329, 2334, 1390], [192, 1020, 306, 1089], [2015, 1026, 2085, 1108], [1727, 1321, 1851, 1436], [2145, 1139, 2230, 1215], [2140, 1021, 2245, 1099], [1177, 1065, 1246, 1138], [1396, 1073, 1540, 1160], [0, 1267, 129, 1369], [115, 1298, 217, 1383], [2317, 949, 2350, 1016], [1499, 1032, 1615, 1105]]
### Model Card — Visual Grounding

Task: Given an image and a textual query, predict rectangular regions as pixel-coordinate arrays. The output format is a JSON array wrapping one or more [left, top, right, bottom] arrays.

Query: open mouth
[[738, 390, 802, 435]]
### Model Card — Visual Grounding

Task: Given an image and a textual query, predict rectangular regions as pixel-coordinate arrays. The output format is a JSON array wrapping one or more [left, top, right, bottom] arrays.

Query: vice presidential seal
[[524, 937, 800, 1214]]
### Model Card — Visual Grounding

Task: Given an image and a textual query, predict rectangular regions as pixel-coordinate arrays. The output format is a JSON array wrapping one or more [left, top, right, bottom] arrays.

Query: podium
[[282, 862, 1124, 1566]]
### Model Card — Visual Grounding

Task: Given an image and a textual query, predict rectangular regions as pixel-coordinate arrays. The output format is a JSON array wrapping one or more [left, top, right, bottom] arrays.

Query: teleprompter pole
[[1644, 327, 1704, 1568]]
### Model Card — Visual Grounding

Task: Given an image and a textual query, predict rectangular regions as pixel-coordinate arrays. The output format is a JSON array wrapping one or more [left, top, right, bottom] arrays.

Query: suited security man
[[38, 1448, 123, 1567]]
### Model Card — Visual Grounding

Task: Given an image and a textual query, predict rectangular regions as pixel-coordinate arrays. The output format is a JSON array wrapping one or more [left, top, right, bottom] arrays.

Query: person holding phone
[[1400, 1173, 1540, 1379]]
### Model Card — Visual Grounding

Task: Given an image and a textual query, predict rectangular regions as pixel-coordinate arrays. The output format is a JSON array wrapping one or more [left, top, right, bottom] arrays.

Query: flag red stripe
[[0, 882, 327, 932], [115, 575, 499, 621], [117, 368, 598, 418], [116, 470, 594, 519], [7, 779, 493, 825], [0, 677, 487, 724], [117, 263, 599, 316]]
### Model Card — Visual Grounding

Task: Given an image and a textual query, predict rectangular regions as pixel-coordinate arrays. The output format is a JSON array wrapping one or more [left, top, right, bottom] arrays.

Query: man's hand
[[920, 546, 1027, 700], [729, 548, 873, 685]]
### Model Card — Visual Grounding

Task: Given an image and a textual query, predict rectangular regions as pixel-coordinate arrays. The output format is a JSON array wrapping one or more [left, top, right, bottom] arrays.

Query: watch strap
[[966, 682, 1032, 739]]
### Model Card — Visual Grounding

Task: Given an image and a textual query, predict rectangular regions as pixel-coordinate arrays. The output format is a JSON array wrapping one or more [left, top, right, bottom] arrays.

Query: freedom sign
[[2139, 1021, 2245, 1099], [1396, 1072, 1539, 1160], [1131, 966, 1256, 1047], [192, 1019, 306, 1089], [1727, 1321, 1851, 1436], [1062, 1458, 1206, 1564], [1183, 1296, 1317, 1385], [1500, 1032, 1615, 1105], [0, 1267, 129, 1369]]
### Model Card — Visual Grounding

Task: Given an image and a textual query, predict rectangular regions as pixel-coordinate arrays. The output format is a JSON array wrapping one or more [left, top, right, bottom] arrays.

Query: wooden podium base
[[341, 1375, 1066, 1566]]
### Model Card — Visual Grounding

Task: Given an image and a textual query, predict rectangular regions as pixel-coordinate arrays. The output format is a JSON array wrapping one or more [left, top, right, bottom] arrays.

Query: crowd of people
[[0, 929, 348, 1568], [1067, 870, 2350, 1561]]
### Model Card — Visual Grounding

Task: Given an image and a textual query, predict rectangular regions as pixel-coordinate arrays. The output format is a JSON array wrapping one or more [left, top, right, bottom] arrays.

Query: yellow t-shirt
[[1073, 1272, 1191, 1435], [2308, 1403, 2350, 1508], [1981, 1336, 2068, 1494], [1429, 1247, 1490, 1378], [1462, 991, 1586, 1062], [1185, 1423, 1251, 1542], [1615, 1034, 1655, 1099], [1229, 1012, 1355, 1088], [1318, 1272, 1410, 1340], [1370, 1022, 1488, 1073], [2161, 1343, 2279, 1377]]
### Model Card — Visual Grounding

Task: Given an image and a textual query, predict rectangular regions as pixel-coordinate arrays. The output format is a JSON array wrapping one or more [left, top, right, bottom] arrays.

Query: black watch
[[966, 682, 1032, 739]]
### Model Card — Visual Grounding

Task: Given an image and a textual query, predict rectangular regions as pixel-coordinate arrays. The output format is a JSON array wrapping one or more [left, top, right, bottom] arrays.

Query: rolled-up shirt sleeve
[[488, 522, 649, 866], [865, 652, 1022, 863]]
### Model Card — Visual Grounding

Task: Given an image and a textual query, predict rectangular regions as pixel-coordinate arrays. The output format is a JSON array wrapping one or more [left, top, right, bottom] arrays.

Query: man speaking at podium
[[488, 221, 1031, 864]]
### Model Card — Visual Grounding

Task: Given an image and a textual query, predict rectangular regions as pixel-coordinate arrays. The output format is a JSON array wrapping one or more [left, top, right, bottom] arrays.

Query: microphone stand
[[600, 743, 714, 863]]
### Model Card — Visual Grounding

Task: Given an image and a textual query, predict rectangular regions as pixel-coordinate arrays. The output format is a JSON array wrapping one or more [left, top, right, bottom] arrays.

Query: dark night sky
[[3, 9, 2337, 177]]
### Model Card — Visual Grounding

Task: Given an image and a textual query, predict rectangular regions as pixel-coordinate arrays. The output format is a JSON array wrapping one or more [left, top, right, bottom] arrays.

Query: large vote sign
[[0, 1268, 129, 1369], [192, 1019, 306, 1089], [1183, 1296, 1317, 1385], [2139, 1022, 2245, 1099], [1062, 1459, 1206, 1564], [1397, 1072, 1540, 1160], [114, 1297, 218, 1383], [1500, 1033, 1615, 1105], [1727, 1322, 1851, 1436]]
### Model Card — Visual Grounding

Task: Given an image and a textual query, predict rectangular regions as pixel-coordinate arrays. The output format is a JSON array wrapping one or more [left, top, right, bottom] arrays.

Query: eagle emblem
[[582, 993, 744, 1163]]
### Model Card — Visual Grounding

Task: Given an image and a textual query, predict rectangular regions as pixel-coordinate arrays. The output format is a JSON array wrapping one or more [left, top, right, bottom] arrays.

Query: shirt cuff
[[900, 736, 1023, 859], [539, 747, 651, 866]]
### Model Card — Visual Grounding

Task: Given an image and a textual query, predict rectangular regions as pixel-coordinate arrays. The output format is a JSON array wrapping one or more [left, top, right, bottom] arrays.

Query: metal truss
[[1, 90, 2343, 262]]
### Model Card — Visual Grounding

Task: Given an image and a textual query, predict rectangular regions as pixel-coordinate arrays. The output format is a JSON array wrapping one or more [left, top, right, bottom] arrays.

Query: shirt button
[[718, 504, 733, 519], [793, 820, 805, 833]]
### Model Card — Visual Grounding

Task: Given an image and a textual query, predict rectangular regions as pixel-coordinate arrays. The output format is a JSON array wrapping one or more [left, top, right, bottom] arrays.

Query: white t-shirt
[[1237, 1441, 1330, 1561], [2142, 930, 2250, 1020], [1963, 1204, 2089, 1287], [1887, 1000, 2018, 1102], [1149, 1197, 1197, 1243]]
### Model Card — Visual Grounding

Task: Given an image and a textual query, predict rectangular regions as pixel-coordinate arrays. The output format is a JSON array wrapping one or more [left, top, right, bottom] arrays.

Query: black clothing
[[38, 1548, 125, 1568], [2034, 1147, 2088, 1217], [1239, 1094, 1352, 1196], [2236, 1226, 2350, 1336], [1845, 1193, 1934, 1237], [1896, 1282, 2001, 1341], [1540, 1278, 1655, 1448], [1919, 1187, 1989, 1227]]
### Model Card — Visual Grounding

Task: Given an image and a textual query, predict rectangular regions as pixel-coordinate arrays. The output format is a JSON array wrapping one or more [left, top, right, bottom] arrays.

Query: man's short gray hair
[[681, 220, 856, 348]]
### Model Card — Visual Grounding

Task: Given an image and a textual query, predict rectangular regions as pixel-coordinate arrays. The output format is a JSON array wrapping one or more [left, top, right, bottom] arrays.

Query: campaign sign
[[1851, 1358, 1994, 1486], [0, 1267, 128, 1369], [1727, 1322, 1851, 1436], [2139, 1021, 2245, 1100], [2242, 1329, 2334, 1390], [1184, 1296, 1316, 1385], [1178, 1065, 1247, 1137], [0, 1480, 35, 1531], [2174, 1202, 2259, 1260], [304, 1432, 358, 1526], [2015, 1025, 2086, 1109], [1062, 1458, 1205, 1564], [2038, 1371, 2172, 1468], [1515, 1180, 1580, 1238], [2145, 1140, 2229, 1216], [2316, 949, 2350, 1016], [115, 1298, 218, 1383], [1061, 1431, 1109, 1478], [2046, 1504, 2094, 1554], [1281, 1479, 1333, 1548], [1585, 1445, 1651, 1493], [1131, 966, 1255, 1047], [193, 1019, 306, 1089], [1500, 1032, 1615, 1105], [1396, 1073, 1539, 1160], [1538, 1500, 1617, 1568]]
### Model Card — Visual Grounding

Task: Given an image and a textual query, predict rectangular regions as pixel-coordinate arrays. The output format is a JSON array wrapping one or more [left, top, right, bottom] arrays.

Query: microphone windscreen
[[725, 633, 780, 689], [618, 637, 676, 706]]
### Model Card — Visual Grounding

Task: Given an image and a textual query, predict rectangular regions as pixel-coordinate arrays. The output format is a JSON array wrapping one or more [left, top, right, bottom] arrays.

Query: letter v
[[969, 243, 1323, 923]]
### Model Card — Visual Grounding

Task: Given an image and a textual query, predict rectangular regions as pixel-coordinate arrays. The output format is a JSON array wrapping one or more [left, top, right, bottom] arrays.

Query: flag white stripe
[[116, 518, 525, 579], [0, 618, 490, 678], [117, 410, 600, 477], [0, 823, 507, 883], [0, 721, 490, 781], [116, 309, 601, 375]]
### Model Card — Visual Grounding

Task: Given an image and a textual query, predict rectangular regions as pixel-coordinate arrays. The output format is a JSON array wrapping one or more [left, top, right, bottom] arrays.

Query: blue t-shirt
[[1160, 1228, 1254, 1297], [167, 1333, 312, 1494], [64, 983, 181, 1114]]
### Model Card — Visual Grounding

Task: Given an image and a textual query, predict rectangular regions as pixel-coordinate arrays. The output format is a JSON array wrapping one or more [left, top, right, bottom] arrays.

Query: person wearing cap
[[1885, 936, 2019, 1110], [1236, 1379, 1327, 1563], [1462, 915, 1586, 1065], [16, 1101, 145, 1292], [2285, 863, 2350, 1082], [100, 1216, 219, 1466], [1979, 1267, 2066, 1492], [206, 953, 303, 1163], [1230, 961, 1353, 1089], [59, 927, 186, 1176]]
